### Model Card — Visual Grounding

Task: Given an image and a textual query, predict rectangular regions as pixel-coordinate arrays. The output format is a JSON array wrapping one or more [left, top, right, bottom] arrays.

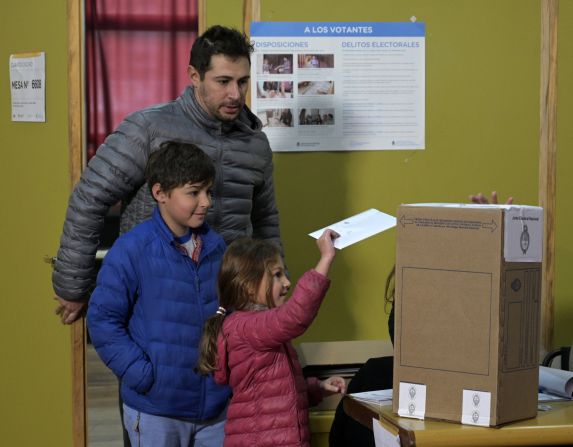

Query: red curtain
[[85, 0, 198, 159]]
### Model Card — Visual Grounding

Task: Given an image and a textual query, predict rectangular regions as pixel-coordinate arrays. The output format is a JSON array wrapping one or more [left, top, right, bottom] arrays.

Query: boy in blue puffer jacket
[[87, 141, 230, 446]]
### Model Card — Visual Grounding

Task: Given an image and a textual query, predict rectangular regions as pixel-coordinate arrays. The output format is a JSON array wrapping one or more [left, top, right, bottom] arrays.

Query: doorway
[[67, 1, 206, 445]]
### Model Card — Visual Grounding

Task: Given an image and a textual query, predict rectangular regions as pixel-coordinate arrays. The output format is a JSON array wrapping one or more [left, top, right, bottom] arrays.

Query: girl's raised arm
[[314, 229, 339, 277]]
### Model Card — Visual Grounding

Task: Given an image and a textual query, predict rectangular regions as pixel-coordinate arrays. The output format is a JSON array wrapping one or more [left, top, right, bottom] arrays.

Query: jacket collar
[[151, 206, 218, 260], [178, 85, 262, 136]]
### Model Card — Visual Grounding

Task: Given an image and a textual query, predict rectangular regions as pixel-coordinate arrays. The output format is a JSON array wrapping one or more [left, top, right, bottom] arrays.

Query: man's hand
[[54, 296, 87, 324], [469, 191, 514, 205]]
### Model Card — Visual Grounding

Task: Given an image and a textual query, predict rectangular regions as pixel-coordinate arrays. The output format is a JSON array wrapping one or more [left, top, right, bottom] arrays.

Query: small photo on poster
[[298, 80, 334, 96], [297, 54, 335, 69], [257, 54, 293, 74], [299, 108, 335, 125], [256, 81, 294, 98], [258, 108, 294, 127]]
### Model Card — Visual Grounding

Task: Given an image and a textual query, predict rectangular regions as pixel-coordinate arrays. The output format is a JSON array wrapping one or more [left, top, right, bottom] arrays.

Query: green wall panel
[[0, 1, 73, 446], [241, 0, 543, 342]]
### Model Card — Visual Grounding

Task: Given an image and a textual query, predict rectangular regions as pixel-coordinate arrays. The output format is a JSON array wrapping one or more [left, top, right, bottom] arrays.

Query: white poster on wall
[[250, 22, 425, 152], [10, 52, 46, 122]]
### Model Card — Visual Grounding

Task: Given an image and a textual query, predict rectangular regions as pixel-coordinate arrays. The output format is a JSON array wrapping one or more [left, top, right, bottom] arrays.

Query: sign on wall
[[10, 52, 46, 122], [250, 22, 425, 152]]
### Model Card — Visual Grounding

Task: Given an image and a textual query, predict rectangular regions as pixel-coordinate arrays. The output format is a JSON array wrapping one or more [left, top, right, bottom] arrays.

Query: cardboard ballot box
[[392, 204, 543, 427]]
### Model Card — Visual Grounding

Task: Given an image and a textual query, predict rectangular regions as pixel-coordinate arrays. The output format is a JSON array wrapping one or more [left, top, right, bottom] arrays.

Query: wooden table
[[343, 396, 573, 446]]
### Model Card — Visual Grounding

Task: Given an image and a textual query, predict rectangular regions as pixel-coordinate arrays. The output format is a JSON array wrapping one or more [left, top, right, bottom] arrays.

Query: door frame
[[67, 0, 85, 444], [66, 1, 208, 445]]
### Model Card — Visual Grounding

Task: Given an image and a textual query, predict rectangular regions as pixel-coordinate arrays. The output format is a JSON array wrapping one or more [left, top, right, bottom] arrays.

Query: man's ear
[[151, 183, 167, 203], [188, 65, 201, 88]]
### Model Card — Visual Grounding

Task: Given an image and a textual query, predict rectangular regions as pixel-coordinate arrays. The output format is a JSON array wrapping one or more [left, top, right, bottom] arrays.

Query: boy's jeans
[[122, 404, 226, 447]]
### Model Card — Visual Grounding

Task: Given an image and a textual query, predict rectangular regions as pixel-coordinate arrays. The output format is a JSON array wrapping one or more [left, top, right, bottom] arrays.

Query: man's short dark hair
[[189, 25, 254, 79], [146, 142, 215, 195]]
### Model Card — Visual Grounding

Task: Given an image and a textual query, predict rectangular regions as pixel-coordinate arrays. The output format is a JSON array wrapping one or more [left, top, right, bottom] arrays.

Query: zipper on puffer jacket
[[283, 343, 304, 445], [187, 253, 206, 419]]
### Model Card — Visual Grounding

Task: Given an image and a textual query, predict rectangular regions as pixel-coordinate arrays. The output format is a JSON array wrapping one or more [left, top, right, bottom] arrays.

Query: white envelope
[[308, 209, 396, 249]]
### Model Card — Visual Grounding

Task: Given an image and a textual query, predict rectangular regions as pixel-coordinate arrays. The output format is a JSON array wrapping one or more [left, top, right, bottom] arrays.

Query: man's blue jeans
[[122, 404, 226, 447]]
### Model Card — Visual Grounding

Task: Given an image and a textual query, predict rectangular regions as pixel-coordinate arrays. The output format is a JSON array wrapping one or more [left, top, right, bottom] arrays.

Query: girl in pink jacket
[[198, 229, 346, 447]]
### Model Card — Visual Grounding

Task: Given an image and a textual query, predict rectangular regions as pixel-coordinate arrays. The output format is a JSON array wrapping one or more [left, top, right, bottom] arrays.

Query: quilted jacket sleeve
[[86, 239, 154, 394], [306, 377, 323, 407], [234, 269, 331, 351], [53, 112, 151, 301], [250, 138, 282, 252]]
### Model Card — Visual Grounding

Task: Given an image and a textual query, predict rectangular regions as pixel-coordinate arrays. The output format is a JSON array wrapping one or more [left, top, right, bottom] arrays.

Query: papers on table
[[308, 209, 396, 249], [539, 366, 573, 401], [538, 392, 567, 402], [349, 389, 393, 404]]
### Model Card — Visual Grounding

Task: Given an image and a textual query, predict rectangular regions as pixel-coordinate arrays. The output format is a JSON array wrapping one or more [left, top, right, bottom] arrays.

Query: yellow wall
[[0, 1, 570, 445], [0, 1, 73, 446], [209, 0, 572, 347], [211, 0, 536, 337]]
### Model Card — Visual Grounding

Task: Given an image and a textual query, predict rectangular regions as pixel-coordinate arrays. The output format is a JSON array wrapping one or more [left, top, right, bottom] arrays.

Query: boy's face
[[256, 257, 290, 308], [152, 181, 212, 237], [188, 54, 250, 122]]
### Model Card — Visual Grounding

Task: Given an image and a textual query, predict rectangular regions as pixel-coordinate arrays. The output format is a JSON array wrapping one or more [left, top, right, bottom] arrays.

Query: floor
[[87, 343, 124, 447]]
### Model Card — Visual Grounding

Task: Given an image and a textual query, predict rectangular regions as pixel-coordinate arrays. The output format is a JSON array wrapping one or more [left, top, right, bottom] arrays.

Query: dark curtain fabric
[[85, 0, 198, 159]]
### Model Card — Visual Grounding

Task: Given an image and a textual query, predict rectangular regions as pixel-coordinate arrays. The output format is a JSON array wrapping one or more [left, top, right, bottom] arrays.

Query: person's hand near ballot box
[[469, 191, 514, 205], [320, 376, 348, 396]]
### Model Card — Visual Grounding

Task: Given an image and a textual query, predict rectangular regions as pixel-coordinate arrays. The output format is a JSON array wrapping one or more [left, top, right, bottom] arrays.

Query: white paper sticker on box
[[461, 389, 491, 426], [504, 206, 543, 262], [398, 382, 426, 419]]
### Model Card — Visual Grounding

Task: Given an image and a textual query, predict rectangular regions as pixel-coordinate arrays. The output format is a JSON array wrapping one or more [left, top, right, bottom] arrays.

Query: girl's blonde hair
[[197, 238, 282, 374]]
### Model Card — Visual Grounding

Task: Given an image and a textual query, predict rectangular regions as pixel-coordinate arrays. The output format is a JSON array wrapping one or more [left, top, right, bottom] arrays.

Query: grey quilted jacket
[[53, 85, 282, 301]]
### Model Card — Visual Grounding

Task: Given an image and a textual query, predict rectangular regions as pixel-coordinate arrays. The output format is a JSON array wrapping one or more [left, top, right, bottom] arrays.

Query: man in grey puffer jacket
[[53, 25, 283, 324]]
